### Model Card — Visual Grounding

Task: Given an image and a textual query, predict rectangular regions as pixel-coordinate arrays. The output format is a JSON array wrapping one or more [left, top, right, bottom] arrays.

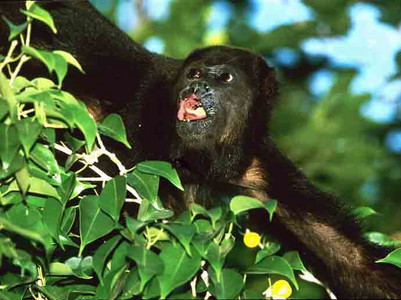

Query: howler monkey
[[1, 1, 400, 298]]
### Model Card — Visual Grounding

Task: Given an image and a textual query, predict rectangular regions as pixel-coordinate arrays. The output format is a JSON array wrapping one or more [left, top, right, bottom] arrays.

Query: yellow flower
[[271, 279, 292, 299], [243, 231, 261, 248]]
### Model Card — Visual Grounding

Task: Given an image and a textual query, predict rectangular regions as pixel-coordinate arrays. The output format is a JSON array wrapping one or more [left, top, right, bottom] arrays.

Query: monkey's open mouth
[[177, 93, 207, 121]]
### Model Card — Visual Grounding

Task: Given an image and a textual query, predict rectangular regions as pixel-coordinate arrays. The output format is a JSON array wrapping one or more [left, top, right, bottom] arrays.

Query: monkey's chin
[[175, 117, 215, 141]]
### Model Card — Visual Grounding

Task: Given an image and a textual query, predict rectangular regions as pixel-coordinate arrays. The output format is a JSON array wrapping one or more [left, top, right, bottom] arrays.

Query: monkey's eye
[[218, 72, 234, 83], [187, 68, 203, 79]]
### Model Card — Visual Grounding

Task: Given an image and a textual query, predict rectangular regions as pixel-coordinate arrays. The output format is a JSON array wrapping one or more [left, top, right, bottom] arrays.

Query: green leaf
[[37, 286, 71, 300], [246, 255, 298, 289], [61, 206, 76, 233], [127, 245, 164, 289], [352, 206, 378, 219], [22, 46, 55, 73], [7, 176, 60, 200], [161, 223, 195, 256], [242, 289, 263, 299], [126, 217, 147, 236], [21, 3, 57, 33], [137, 161, 183, 191], [283, 251, 307, 272], [58, 173, 76, 204], [3, 204, 53, 252], [0, 73, 17, 122], [168, 291, 197, 299], [0, 290, 25, 300], [0, 216, 44, 246], [121, 268, 142, 298], [65, 154, 79, 171], [93, 235, 121, 284], [208, 206, 222, 227], [209, 268, 244, 299], [64, 132, 85, 151], [99, 176, 126, 222], [26, 195, 46, 208], [30, 143, 60, 178], [42, 128, 56, 144], [1, 17, 27, 41], [110, 241, 129, 272], [28, 162, 60, 186], [70, 96, 97, 151], [31, 77, 56, 90], [0, 101, 8, 121], [59, 234, 79, 249], [0, 152, 24, 180], [42, 197, 63, 245], [15, 165, 30, 195], [146, 227, 171, 245], [49, 262, 74, 276], [205, 238, 234, 280], [255, 242, 281, 263], [29, 176, 60, 199], [127, 169, 159, 203], [230, 196, 277, 221], [264, 199, 277, 221], [0, 124, 20, 169], [96, 263, 129, 300], [193, 219, 213, 234], [71, 180, 96, 199], [364, 232, 401, 247], [15, 118, 42, 155], [0, 237, 18, 261], [142, 276, 160, 299], [53, 53, 68, 87], [53, 50, 84, 73], [190, 203, 210, 218], [79, 195, 115, 255], [65, 285, 96, 297], [11, 249, 38, 277], [196, 277, 207, 293], [137, 198, 173, 222], [98, 114, 131, 148], [376, 248, 401, 268], [192, 235, 214, 258], [65, 256, 94, 279], [157, 243, 201, 299], [1, 192, 23, 206]]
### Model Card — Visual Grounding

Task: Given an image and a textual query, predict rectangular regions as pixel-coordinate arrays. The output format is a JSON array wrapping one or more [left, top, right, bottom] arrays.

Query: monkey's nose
[[180, 82, 210, 99]]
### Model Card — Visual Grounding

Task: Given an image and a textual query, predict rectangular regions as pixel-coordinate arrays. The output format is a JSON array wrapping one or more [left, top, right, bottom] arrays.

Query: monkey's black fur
[[1, 2, 400, 298]]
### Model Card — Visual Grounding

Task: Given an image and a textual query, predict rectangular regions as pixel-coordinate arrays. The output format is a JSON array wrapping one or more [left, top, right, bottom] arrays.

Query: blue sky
[[93, 0, 401, 152], [249, 1, 400, 126]]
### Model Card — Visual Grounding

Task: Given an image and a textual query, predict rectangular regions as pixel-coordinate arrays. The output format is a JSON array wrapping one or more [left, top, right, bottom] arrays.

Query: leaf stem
[[0, 40, 18, 73], [10, 55, 30, 85]]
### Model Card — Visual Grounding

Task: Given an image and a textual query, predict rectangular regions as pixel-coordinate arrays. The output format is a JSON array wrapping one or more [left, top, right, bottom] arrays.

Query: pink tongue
[[177, 94, 207, 121]]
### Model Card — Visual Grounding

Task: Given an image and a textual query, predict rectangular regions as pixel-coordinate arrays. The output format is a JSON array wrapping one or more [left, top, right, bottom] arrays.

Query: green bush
[[0, 2, 400, 300]]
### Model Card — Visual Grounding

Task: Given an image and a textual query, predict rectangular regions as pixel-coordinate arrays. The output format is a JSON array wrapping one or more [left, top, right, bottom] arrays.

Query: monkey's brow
[[204, 64, 233, 74]]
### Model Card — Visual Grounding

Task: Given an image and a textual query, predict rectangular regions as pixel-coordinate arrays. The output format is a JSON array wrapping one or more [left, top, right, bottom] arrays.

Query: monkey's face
[[174, 46, 258, 148]]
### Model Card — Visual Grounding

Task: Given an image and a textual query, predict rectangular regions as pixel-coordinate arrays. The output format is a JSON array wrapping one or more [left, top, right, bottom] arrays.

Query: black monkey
[[1, 1, 400, 298]]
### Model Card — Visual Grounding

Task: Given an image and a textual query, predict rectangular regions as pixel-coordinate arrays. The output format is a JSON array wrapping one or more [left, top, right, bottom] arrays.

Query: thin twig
[[96, 133, 127, 175], [54, 143, 142, 201]]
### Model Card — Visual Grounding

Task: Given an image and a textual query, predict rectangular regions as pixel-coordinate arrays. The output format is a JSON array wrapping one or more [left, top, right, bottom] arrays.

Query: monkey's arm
[[251, 139, 401, 299], [0, 1, 178, 112]]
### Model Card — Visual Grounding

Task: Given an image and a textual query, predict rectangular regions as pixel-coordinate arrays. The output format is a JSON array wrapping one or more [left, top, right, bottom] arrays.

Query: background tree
[[91, 0, 401, 234]]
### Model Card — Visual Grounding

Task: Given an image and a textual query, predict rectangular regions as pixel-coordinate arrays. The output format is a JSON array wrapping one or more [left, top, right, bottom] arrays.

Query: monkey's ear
[[257, 56, 280, 108]]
